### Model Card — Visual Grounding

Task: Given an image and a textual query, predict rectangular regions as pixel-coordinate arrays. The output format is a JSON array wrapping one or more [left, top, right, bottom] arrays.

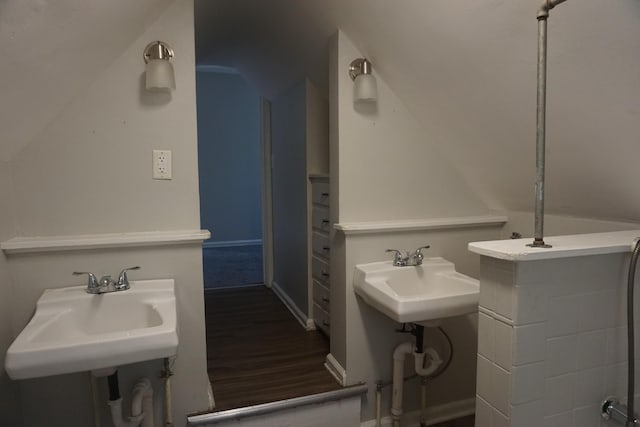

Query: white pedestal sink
[[353, 257, 479, 324], [5, 279, 178, 380]]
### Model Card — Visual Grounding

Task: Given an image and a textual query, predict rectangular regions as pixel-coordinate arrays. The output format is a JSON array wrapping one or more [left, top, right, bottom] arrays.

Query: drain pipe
[[106, 371, 154, 427], [391, 325, 443, 427], [391, 342, 414, 427], [530, 0, 569, 248]]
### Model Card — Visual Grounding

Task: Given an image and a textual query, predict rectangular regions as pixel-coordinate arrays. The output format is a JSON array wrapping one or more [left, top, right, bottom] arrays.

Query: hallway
[[205, 285, 340, 410]]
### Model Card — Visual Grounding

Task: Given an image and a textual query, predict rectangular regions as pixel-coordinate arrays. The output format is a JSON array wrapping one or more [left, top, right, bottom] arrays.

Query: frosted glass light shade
[[353, 74, 377, 103], [146, 59, 175, 91]]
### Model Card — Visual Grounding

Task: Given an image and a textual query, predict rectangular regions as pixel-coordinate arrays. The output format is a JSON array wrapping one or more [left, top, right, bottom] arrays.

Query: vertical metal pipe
[[627, 241, 640, 425], [531, 15, 550, 248]]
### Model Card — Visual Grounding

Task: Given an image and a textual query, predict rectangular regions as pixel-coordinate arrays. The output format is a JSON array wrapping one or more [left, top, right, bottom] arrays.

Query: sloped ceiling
[[3, 1, 639, 223], [196, 0, 640, 223], [0, 0, 174, 162]]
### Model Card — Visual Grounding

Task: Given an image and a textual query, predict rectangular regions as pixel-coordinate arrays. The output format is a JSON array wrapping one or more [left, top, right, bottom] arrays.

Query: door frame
[[260, 97, 274, 288]]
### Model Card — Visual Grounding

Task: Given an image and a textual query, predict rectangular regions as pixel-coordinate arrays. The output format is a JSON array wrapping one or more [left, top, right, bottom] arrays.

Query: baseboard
[[324, 353, 347, 386], [360, 397, 475, 427], [207, 380, 215, 411], [202, 239, 262, 249], [271, 281, 313, 330]]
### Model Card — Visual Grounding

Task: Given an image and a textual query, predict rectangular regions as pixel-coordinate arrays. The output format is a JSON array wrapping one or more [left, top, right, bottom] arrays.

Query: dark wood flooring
[[204, 285, 341, 411], [204, 286, 475, 426], [432, 415, 475, 427]]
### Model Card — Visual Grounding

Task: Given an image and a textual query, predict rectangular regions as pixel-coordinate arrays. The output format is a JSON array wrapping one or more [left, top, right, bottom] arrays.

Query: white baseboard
[[202, 239, 262, 249], [324, 353, 347, 386], [360, 397, 475, 427], [271, 281, 313, 330]]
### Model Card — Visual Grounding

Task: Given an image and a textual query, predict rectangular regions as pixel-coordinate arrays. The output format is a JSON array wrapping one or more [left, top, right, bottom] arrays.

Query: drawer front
[[312, 206, 331, 232], [313, 303, 330, 335], [312, 256, 330, 286], [312, 281, 330, 310], [312, 182, 330, 206], [312, 231, 330, 259]]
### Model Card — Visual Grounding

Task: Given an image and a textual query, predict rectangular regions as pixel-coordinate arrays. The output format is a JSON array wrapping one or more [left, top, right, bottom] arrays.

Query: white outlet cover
[[153, 150, 172, 180]]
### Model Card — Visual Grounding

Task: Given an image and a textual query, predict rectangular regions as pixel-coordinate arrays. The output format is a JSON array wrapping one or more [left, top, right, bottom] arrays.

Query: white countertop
[[468, 230, 640, 261]]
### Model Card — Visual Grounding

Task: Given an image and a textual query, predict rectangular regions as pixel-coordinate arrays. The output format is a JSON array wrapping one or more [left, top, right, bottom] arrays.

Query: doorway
[[196, 66, 264, 289]]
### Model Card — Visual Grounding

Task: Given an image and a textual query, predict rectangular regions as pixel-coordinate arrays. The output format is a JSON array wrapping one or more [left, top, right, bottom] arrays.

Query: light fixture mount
[[349, 58, 372, 81], [143, 41, 174, 64]]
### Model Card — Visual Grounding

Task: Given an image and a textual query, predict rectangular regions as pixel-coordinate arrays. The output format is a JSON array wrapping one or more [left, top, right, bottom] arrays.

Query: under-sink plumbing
[[386, 246, 430, 267], [73, 266, 141, 294], [375, 323, 453, 427]]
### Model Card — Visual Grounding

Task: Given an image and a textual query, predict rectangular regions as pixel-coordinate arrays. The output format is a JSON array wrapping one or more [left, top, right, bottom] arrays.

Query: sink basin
[[5, 279, 178, 380], [353, 258, 479, 324]]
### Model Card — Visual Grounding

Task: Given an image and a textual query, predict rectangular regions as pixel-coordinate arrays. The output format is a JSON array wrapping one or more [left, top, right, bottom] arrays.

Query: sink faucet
[[386, 246, 430, 267], [73, 266, 141, 294]]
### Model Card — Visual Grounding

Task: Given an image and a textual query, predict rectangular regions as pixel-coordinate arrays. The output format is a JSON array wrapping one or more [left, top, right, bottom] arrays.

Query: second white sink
[[353, 257, 479, 324], [5, 279, 178, 380]]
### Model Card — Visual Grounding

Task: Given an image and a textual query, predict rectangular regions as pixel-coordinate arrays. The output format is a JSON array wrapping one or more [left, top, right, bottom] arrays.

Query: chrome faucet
[[73, 266, 140, 294], [386, 246, 430, 267]]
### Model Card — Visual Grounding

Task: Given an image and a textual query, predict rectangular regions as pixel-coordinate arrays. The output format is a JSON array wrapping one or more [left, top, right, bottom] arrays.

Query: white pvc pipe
[[413, 348, 442, 377], [131, 378, 154, 427], [108, 398, 134, 427], [391, 342, 414, 427], [391, 343, 444, 427], [107, 378, 154, 427]]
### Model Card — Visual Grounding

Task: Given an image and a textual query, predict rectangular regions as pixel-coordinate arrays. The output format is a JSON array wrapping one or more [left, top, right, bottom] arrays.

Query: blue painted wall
[[196, 71, 262, 243]]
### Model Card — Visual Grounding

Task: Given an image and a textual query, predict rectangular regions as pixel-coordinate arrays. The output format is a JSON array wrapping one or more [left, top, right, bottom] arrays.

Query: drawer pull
[[321, 192, 329, 196], [322, 246, 330, 251], [321, 271, 329, 277], [321, 219, 330, 224], [322, 297, 330, 303]]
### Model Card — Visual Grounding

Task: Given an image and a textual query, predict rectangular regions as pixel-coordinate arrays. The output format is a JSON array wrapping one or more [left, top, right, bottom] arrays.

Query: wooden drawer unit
[[311, 182, 330, 206], [313, 302, 330, 335], [311, 206, 331, 232], [309, 175, 330, 336], [312, 256, 330, 286], [312, 281, 330, 310], [311, 231, 330, 259]]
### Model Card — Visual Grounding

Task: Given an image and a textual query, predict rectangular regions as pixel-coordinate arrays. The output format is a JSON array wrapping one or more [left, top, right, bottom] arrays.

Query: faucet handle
[[386, 249, 406, 266], [413, 245, 431, 263], [73, 271, 100, 290], [117, 266, 141, 290], [414, 245, 430, 255]]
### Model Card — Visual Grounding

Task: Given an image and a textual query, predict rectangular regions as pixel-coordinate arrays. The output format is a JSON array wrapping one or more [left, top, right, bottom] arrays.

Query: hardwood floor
[[204, 285, 341, 411], [432, 415, 475, 427]]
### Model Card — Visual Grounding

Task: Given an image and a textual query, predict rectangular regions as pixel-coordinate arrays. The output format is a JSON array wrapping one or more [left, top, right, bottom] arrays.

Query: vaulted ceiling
[[196, 0, 640, 223], [5, 0, 640, 223], [0, 0, 174, 162]]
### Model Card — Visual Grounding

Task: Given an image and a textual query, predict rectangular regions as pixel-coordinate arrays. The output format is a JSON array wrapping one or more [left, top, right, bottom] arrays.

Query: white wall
[[3, 1, 210, 426], [501, 210, 640, 240], [306, 82, 329, 176], [330, 31, 503, 422], [10, 0, 200, 237], [0, 162, 21, 426], [333, 43, 489, 224], [271, 80, 309, 314]]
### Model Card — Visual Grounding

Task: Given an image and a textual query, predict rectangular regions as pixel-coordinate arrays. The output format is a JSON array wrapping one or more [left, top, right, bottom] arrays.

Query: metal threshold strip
[[187, 383, 368, 425]]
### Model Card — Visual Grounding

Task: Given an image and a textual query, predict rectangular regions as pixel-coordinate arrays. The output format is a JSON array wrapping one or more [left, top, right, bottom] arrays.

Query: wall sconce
[[349, 58, 377, 103], [143, 41, 175, 91]]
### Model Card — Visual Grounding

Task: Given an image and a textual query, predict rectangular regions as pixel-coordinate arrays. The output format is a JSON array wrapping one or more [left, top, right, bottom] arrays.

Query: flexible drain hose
[[627, 239, 640, 426]]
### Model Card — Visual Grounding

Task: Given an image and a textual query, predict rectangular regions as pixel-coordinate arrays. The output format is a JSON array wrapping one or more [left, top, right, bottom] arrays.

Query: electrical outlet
[[153, 150, 172, 180]]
